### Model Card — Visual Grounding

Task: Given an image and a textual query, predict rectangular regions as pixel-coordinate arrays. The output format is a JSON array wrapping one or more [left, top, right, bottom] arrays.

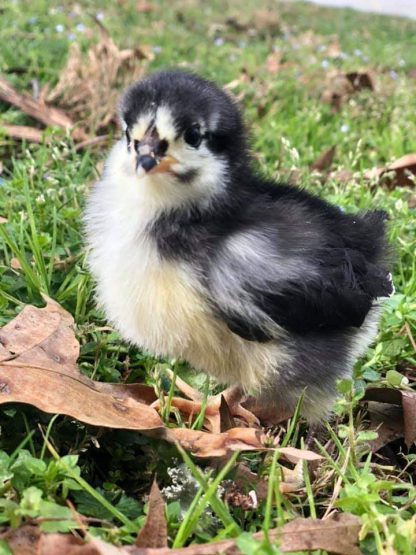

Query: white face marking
[[121, 105, 228, 212], [131, 111, 153, 142], [154, 105, 177, 142]]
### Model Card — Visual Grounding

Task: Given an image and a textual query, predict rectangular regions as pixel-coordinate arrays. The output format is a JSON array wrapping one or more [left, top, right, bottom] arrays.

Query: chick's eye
[[184, 126, 202, 148]]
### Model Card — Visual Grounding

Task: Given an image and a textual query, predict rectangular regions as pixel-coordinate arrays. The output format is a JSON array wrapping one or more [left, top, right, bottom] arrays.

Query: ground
[[0, 1, 415, 554]]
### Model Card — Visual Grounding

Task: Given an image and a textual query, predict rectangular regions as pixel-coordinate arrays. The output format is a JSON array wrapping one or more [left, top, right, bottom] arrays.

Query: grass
[[0, 0, 415, 553]]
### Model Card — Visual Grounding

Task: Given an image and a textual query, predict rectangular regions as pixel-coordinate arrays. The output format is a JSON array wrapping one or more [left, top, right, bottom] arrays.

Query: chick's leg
[[151, 372, 259, 433]]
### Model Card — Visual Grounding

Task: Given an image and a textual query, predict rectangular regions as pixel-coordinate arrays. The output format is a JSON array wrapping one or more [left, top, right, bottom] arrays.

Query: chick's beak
[[135, 128, 178, 176]]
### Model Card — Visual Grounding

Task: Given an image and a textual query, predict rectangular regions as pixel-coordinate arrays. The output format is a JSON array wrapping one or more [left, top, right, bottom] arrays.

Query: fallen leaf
[[366, 401, 405, 453], [277, 446, 323, 463], [242, 395, 293, 425], [365, 154, 416, 188], [345, 72, 374, 91], [311, 146, 336, 172], [234, 463, 268, 501], [1, 513, 362, 554], [0, 76, 85, 141], [219, 395, 236, 432], [136, 481, 167, 548], [0, 299, 322, 459], [0, 216, 8, 224], [165, 427, 268, 458], [0, 298, 164, 431], [364, 387, 416, 446]]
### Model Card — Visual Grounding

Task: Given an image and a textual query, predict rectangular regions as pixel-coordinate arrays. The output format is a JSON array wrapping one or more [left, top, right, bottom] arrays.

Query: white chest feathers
[[84, 165, 285, 392]]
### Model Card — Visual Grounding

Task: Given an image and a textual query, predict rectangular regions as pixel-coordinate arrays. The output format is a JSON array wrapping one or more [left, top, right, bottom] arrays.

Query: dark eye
[[184, 125, 202, 148]]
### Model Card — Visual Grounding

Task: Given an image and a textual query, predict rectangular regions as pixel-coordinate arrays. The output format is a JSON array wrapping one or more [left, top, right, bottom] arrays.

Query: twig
[[74, 134, 110, 151], [0, 75, 87, 141], [0, 123, 45, 143]]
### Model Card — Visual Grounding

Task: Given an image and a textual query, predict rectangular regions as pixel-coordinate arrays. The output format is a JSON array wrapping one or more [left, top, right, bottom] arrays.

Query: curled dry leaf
[[0, 298, 163, 432], [364, 387, 416, 447], [242, 395, 294, 425], [366, 401, 405, 453], [345, 72, 374, 91], [0, 299, 322, 460], [136, 481, 167, 548], [365, 153, 416, 188], [1, 513, 362, 555]]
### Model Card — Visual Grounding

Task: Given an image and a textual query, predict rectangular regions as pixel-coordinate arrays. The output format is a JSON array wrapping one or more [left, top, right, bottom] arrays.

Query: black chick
[[85, 71, 393, 422]]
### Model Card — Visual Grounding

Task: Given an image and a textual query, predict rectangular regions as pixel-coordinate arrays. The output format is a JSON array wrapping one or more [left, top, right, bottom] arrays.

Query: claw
[[152, 378, 260, 433]]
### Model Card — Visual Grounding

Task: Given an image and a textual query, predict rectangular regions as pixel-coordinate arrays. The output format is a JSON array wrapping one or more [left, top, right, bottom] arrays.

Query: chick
[[84, 71, 393, 422]]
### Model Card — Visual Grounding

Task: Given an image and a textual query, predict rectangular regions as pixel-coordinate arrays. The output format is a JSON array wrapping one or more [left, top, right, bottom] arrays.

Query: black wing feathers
[[213, 191, 392, 340]]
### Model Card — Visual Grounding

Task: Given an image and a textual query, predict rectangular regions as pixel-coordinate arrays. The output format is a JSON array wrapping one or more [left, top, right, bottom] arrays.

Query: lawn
[[0, 1, 415, 553]]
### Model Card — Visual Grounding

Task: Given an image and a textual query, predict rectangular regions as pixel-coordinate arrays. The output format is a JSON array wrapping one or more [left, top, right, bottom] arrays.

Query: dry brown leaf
[[365, 153, 416, 188], [234, 463, 268, 501], [364, 387, 416, 446], [311, 146, 336, 172], [0, 216, 8, 224], [278, 446, 323, 463], [345, 72, 374, 91], [0, 123, 45, 143], [1, 513, 361, 555], [0, 298, 164, 431], [0, 299, 323, 459], [219, 394, 236, 432], [165, 427, 268, 458], [242, 395, 294, 425], [47, 23, 148, 135], [366, 401, 405, 453], [136, 481, 167, 548]]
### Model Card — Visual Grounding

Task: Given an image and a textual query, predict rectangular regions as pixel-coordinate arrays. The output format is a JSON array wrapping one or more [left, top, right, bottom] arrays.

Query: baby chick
[[85, 71, 393, 422]]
